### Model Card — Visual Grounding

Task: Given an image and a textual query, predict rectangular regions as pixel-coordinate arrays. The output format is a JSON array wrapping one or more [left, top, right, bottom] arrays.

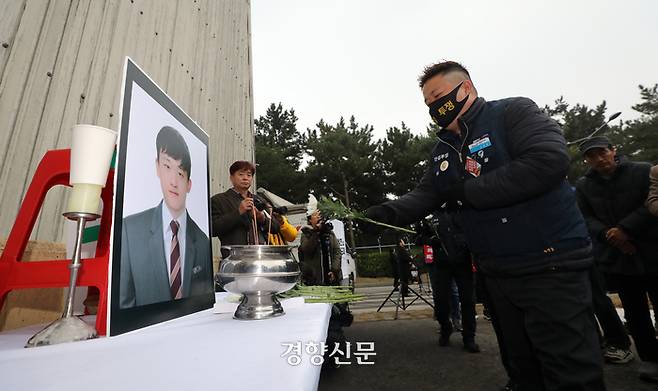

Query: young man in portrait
[[120, 126, 212, 309]]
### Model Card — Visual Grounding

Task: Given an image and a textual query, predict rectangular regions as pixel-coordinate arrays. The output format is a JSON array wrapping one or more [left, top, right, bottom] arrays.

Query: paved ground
[[318, 280, 656, 391], [318, 317, 655, 391]]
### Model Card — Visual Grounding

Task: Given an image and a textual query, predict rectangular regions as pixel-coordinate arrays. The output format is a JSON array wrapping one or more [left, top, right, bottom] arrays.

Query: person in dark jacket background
[[366, 60, 604, 391], [575, 137, 658, 383], [299, 209, 349, 368], [416, 220, 463, 334], [389, 242, 411, 297], [299, 209, 342, 285], [418, 208, 479, 353]]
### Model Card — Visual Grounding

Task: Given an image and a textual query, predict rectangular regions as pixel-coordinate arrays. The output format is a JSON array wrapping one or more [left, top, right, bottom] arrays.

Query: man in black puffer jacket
[[575, 136, 658, 383], [366, 61, 604, 391]]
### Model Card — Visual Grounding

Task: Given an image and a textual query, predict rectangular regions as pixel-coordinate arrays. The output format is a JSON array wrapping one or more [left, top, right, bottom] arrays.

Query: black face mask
[[428, 82, 469, 129]]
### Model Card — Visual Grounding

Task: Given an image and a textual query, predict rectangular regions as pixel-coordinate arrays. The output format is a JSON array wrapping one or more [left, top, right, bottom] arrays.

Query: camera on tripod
[[320, 219, 333, 234]]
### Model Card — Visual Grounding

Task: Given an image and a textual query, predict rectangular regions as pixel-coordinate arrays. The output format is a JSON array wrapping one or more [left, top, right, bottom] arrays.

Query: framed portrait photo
[[108, 58, 215, 336]]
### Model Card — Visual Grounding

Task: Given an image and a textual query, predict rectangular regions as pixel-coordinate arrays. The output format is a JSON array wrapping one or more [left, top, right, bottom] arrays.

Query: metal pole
[[63, 217, 86, 318]]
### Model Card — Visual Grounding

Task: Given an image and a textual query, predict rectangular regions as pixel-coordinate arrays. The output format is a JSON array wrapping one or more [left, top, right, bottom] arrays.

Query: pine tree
[[254, 103, 307, 202]]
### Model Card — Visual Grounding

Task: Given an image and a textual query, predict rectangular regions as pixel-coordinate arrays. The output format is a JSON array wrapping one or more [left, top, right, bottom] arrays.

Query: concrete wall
[[0, 0, 254, 243]]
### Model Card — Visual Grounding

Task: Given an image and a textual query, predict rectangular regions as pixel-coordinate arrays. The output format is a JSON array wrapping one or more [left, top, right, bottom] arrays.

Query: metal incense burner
[[217, 245, 300, 320]]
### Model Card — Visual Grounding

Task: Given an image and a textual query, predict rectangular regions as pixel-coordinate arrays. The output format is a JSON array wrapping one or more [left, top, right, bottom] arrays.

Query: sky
[[251, 0, 658, 141]]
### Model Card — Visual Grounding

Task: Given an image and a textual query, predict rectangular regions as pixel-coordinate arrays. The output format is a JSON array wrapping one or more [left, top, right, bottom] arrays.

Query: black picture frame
[[108, 58, 214, 336]]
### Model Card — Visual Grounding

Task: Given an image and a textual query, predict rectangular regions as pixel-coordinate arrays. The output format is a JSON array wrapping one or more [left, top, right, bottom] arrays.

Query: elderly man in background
[[576, 136, 658, 383]]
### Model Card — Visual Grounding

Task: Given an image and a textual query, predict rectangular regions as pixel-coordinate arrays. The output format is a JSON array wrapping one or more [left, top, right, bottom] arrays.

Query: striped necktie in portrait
[[170, 220, 182, 300]]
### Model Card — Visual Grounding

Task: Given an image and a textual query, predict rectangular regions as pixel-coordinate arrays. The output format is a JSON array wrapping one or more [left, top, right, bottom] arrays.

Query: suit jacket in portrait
[[120, 202, 213, 308]]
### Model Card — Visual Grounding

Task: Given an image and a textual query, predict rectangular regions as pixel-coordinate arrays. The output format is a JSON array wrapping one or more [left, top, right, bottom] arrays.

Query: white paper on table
[[212, 292, 306, 314]]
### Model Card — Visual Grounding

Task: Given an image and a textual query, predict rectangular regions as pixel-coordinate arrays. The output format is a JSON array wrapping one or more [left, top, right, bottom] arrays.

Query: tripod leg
[[405, 296, 420, 308], [407, 286, 435, 309], [395, 287, 402, 320], [376, 288, 398, 313]]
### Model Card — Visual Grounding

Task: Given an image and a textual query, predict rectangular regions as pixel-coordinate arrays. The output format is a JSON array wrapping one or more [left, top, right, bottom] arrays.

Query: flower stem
[[356, 217, 417, 234]]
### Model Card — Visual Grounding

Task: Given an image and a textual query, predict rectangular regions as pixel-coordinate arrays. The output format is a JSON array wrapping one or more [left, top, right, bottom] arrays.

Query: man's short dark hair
[[156, 126, 192, 178], [229, 160, 256, 175], [418, 60, 471, 88]]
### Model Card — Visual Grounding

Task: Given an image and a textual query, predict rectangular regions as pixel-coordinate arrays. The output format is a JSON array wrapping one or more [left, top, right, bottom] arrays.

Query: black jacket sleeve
[[211, 194, 250, 236], [575, 180, 609, 241], [464, 97, 570, 209], [618, 206, 655, 237], [618, 163, 654, 236], [382, 160, 443, 226]]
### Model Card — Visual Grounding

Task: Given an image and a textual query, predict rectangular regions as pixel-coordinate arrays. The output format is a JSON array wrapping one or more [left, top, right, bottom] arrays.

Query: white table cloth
[[0, 295, 331, 391]]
